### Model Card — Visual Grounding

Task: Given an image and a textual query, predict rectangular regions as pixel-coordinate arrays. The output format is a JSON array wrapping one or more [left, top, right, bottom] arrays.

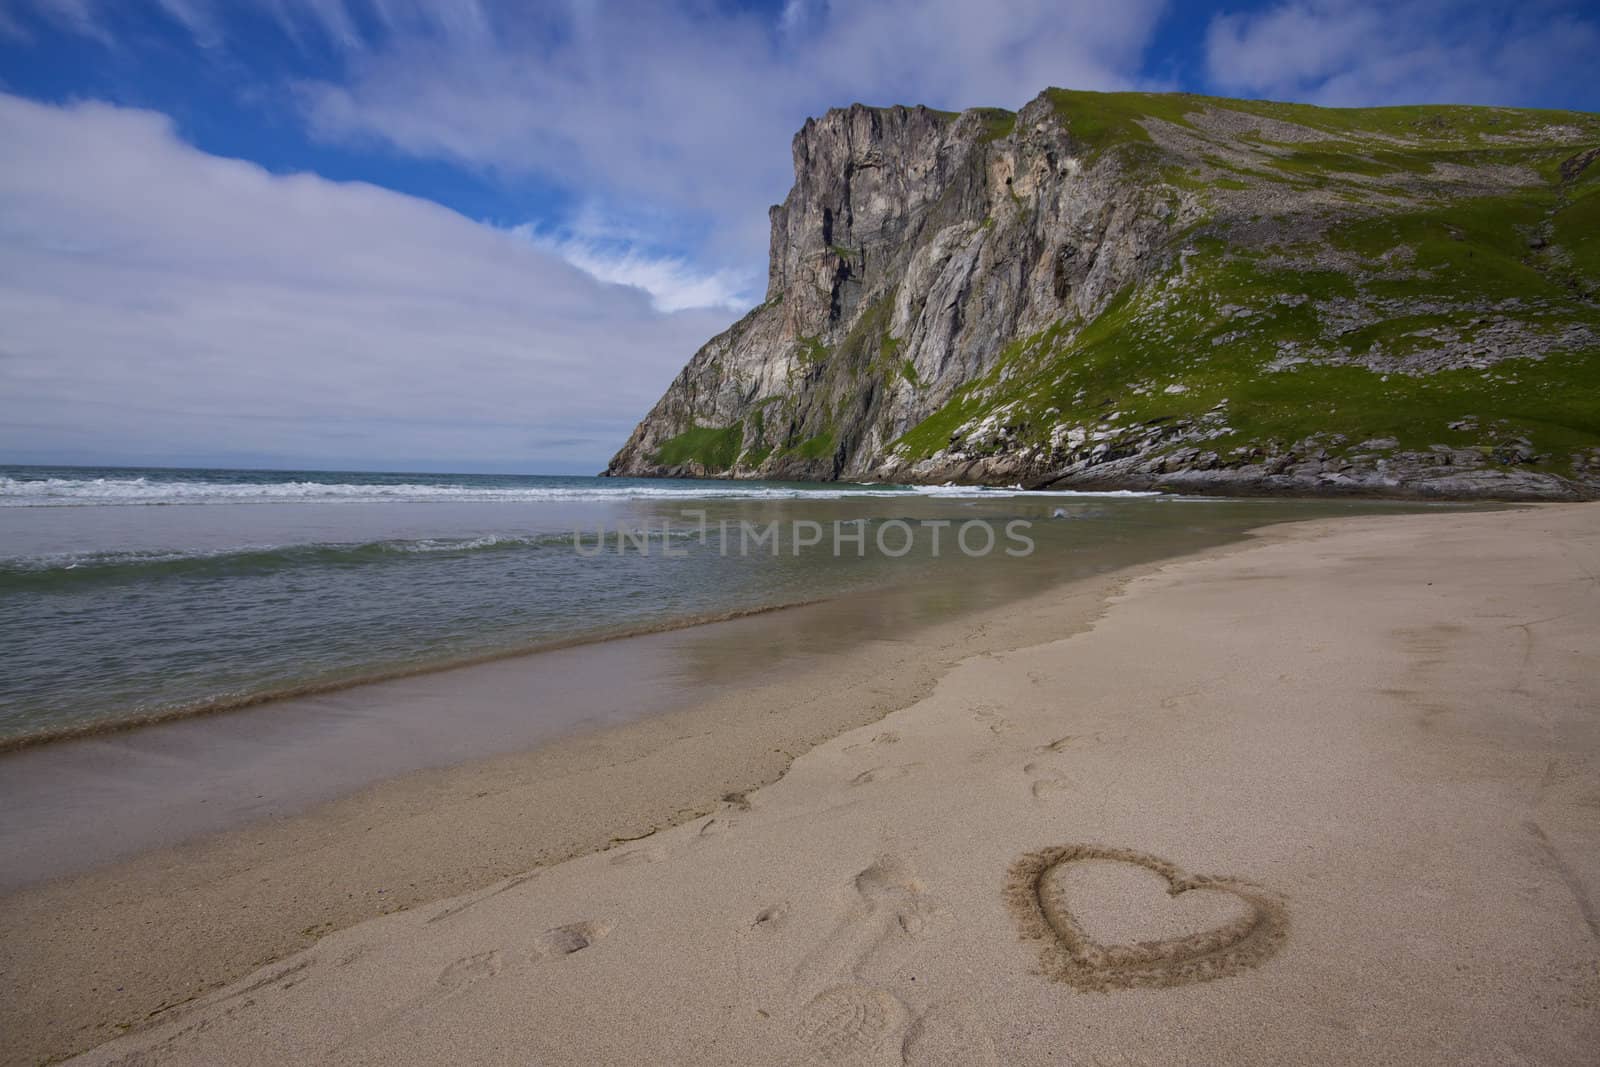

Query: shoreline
[[7, 503, 1592, 1065], [0, 595, 833, 756], [53, 500, 1599, 1066], [0, 508, 1299, 1066], [4, 495, 1410, 893], [0, 489, 1480, 758], [0, 484, 1294, 758]]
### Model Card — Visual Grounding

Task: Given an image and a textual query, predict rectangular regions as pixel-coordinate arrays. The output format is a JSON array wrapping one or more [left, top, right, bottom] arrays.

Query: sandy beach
[[6, 503, 1598, 1065]]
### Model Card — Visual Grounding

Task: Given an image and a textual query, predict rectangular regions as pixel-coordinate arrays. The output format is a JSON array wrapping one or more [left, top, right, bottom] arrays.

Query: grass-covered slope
[[609, 89, 1600, 498], [886, 93, 1600, 496]]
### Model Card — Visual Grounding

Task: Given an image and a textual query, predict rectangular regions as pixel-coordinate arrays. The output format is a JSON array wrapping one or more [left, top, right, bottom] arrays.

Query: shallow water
[[0, 465, 1472, 747], [0, 464, 1272, 745], [0, 467, 1473, 887]]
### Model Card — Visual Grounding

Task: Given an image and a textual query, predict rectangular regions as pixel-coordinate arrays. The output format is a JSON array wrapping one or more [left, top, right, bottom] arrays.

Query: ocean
[[0, 464, 1438, 749]]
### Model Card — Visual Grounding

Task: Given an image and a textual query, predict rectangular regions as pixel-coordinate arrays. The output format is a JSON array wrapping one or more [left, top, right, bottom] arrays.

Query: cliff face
[[605, 89, 1600, 499]]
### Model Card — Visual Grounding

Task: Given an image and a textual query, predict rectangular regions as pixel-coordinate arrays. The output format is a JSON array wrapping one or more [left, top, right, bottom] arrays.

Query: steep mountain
[[604, 89, 1600, 499]]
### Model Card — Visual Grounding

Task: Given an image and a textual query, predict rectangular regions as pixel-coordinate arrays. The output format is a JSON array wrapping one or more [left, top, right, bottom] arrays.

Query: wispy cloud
[[0, 93, 729, 470], [289, 1, 1167, 263], [1204, 1, 1600, 107], [150, 0, 221, 47], [5, 1, 1596, 471], [4, 0, 113, 43], [519, 226, 755, 314], [4, 0, 1169, 271], [0, 1, 1181, 467]]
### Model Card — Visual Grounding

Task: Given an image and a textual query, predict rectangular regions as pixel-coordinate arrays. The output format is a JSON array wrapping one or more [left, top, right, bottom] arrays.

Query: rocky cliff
[[605, 89, 1600, 499]]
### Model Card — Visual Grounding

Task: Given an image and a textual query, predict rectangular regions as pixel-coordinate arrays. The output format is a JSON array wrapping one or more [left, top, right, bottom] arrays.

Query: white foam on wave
[[0, 475, 1160, 507], [0, 533, 572, 573]]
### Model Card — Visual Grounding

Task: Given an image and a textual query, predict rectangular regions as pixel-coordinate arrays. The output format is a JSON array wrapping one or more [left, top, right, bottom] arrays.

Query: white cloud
[[520, 227, 754, 314], [0, 1, 1177, 468], [1204, 1, 1600, 107], [4, 0, 112, 43], [150, 0, 218, 46], [1, 0, 1171, 322], [0, 93, 730, 470], [19, 0, 1159, 273], [290, 0, 1166, 271], [514, 200, 758, 313]]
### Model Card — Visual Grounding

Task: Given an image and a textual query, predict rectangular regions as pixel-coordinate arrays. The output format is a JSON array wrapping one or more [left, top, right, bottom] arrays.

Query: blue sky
[[2, 0, 1597, 474]]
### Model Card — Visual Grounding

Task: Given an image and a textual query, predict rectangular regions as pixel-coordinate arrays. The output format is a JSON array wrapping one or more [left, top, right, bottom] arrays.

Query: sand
[[2, 533, 1136, 1065], [10, 504, 1600, 1065]]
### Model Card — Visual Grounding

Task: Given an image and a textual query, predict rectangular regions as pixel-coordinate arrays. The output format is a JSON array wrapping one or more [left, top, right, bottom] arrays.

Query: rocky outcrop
[[605, 89, 1600, 500]]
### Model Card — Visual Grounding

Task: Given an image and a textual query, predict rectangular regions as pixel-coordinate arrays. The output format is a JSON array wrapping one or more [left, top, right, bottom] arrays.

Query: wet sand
[[5, 494, 1340, 890], [0, 533, 1144, 1065], [7, 504, 1599, 1065]]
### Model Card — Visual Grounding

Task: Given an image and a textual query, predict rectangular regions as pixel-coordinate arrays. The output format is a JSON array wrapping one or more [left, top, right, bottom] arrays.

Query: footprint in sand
[[901, 1001, 1001, 1067], [331, 946, 512, 1053], [797, 984, 911, 1063], [437, 950, 502, 990], [1024, 733, 1120, 800], [688, 789, 758, 844], [849, 856, 953, 949], [973, 707, 1014, 736], [1030, 777, 1072, 800], [1004, 844, 1287, 990], [532, 919, 611, 959], [1022, 760, 1072, 801], [790, 856, 973, 1063]]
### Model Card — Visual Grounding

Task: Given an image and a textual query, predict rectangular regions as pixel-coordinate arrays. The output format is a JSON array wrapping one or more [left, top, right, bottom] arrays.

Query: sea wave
[[0, 474, 1159, 507], [0, 532, 589, 586]]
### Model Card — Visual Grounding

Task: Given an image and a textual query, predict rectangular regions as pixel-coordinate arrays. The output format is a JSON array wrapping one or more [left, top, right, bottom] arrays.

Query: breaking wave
[[0, 473, 1158, 507]]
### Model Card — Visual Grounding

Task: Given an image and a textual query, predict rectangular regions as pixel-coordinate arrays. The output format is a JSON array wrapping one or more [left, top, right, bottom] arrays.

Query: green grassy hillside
[[890, 94, 1600, 487]]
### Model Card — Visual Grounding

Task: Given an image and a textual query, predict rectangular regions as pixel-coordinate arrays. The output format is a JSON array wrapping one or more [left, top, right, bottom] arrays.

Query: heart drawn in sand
[[1004, 844, 1287, 990]]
